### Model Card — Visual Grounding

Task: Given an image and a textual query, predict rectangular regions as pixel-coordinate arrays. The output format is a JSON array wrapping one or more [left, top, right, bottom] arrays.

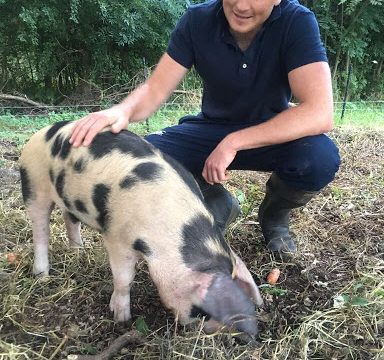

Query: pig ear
[[232, 254, 264, 307], [200, 273, 258, 338]]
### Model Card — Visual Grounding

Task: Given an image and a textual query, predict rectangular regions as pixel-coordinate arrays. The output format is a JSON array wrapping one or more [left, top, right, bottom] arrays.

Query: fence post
[[341, 63, 352, 121], [143, 57, 150, 133]]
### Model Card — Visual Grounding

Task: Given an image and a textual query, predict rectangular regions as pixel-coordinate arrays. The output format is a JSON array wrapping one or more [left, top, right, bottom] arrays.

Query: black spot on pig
[[20, 167, 32, 203], [190, 305, 211, 320], [89, 131, 155, 159], [132, 162, 163, 181], [51, 134, 64, 157], [162, 153, 203, 201], [73, 158, 86, 173], [55, 169, 71, 209], [133, 239, 152, 256], [119, 175, 137, 189], [195, 253, 233, 274], [55, 169, 66, 199], [92, 183, 111, 232], [59, 138, 71, 160], [49, 169, 55, 183], [67, 212, 80, 224], [45, 121, 71, 141], [74, 199, 88, 213], [51, 133, 71, 160], [181, 214, 233, 275], [63, 198, 72, 209]]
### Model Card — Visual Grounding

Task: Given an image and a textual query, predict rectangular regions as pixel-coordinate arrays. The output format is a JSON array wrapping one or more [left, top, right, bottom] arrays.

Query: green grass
[[0, 112, 88, 146], [0, 106, 200, 146], [0, 102, 382, 146], [334, 101, 384, 127]]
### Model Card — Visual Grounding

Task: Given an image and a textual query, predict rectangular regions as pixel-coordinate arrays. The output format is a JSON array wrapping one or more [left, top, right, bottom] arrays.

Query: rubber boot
[[258, 173, 319, 254], [195, 177, 241, 234]]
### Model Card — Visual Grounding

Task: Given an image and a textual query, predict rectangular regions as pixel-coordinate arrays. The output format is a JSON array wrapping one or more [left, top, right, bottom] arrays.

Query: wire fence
[[0, 100, 383, 114], [0, 100, 382, 148], [0, 101, 383, 129]]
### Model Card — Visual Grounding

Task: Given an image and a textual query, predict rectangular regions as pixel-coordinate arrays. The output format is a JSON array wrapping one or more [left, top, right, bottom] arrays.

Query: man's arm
[[70, 53, 188, 147], [202, 61, 334, 184]]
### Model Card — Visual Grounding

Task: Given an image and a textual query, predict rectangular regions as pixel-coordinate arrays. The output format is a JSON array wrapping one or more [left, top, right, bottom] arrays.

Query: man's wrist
[[223, 132, 241, 153], [113, 103, 131, 121]]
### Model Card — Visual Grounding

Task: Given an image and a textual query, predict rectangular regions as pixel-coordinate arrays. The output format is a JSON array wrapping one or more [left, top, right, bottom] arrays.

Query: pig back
[[22, 121, 209, 238]]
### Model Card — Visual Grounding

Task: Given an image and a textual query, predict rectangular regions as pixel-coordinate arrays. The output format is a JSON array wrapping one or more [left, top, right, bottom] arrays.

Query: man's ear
[[232, 254, 263, 307]]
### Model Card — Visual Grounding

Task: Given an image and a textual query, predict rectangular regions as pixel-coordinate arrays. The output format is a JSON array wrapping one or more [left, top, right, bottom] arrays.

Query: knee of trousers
[[144, 132, 204, 175], [277, 135, 341, 192]]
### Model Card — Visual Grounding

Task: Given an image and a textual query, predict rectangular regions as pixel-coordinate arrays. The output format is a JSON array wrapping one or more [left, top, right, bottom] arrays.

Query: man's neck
[[230, 28, 260, 51]]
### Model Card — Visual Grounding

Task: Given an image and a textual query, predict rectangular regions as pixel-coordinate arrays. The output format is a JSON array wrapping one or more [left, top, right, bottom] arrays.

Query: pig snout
[[199, 273, 258, 338]]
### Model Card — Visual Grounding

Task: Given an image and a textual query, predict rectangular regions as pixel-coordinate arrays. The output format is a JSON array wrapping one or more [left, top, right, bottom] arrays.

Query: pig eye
[[190, 305, 211, 320]]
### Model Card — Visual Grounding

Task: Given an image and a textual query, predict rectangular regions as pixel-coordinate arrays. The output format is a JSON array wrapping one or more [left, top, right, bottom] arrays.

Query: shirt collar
[[265, 3, 282, 26]]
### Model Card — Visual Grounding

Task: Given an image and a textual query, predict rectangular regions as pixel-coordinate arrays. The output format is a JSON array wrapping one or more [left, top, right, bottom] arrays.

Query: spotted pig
[[19, 121, 263, 339]]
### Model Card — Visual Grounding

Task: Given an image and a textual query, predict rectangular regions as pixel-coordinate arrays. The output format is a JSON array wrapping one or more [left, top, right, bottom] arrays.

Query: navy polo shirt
[[167, 0, 328, 124]]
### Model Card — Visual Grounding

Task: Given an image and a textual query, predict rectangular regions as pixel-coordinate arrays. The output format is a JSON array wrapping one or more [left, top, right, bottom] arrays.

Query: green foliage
[[0, 0, 383, 102], [134, 315, 150, 335], [262, 285, 289, 297], [0, 0, 186, 102], [302, 0, 384, 99]]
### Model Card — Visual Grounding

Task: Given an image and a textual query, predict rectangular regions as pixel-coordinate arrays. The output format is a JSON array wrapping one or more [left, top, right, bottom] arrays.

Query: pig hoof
[[69, 236, 84, 248], [69, 242, 84, 249], [33, 266, 49, 277], [112, 309, 132, 323], [109, 293, 131, 322], [36, 275, 51, 283]]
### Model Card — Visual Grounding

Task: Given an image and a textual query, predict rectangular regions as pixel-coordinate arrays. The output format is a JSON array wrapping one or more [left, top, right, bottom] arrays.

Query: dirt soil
[[0, 129, 383, 360]]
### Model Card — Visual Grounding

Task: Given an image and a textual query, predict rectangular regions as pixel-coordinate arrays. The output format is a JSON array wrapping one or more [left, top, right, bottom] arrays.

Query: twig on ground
[[0, 93, 47, 107], [67, 330, 145, 360]]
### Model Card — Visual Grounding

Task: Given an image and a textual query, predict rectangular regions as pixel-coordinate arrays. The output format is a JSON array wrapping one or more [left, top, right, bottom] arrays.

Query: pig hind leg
[[63, 212, 83, 247], [104, 237, 138, 322]]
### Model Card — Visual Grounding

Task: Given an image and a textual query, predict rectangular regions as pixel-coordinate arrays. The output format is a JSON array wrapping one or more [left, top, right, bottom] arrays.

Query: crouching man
[[69, 0, 340, 254]]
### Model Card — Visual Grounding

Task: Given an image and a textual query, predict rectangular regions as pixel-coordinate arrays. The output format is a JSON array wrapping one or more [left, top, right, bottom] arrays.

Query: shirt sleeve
[[166, 10, 195, 69], [283, 10, 328, 73]]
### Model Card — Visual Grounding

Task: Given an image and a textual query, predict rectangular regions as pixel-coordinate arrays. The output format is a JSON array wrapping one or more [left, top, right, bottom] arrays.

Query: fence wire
[[0, 101, 383, 114]]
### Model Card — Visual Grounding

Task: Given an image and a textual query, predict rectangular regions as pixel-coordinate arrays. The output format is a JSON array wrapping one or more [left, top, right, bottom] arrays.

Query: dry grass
[[0, 128, 383, 360]]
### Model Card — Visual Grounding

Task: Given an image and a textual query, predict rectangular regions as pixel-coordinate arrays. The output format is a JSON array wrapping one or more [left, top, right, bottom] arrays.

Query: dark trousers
[[145, 116, 341, 191]]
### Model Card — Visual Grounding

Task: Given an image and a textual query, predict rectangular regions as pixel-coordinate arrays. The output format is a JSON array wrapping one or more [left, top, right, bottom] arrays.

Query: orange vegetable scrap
[[266, 268, 281, 284], [6, 252, 21, 265]]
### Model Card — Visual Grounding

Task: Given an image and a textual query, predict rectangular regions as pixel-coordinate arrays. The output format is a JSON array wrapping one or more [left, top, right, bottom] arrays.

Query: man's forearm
[[224, 103, 334, 152], [116, 83, 165, 124]]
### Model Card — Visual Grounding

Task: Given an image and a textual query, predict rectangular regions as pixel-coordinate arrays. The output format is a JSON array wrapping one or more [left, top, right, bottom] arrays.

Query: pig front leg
[[29, 200, 54, 276], [104, 238, 138, 322]]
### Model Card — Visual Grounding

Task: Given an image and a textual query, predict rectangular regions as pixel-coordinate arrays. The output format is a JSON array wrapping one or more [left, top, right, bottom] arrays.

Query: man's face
[[223, 0, 281, 38]]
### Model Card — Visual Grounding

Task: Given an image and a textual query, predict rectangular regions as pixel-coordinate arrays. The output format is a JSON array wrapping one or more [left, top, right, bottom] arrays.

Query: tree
[[303, 0, 384, 99], [0, 0, 186, 103], [0, 0, 383, 103]]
